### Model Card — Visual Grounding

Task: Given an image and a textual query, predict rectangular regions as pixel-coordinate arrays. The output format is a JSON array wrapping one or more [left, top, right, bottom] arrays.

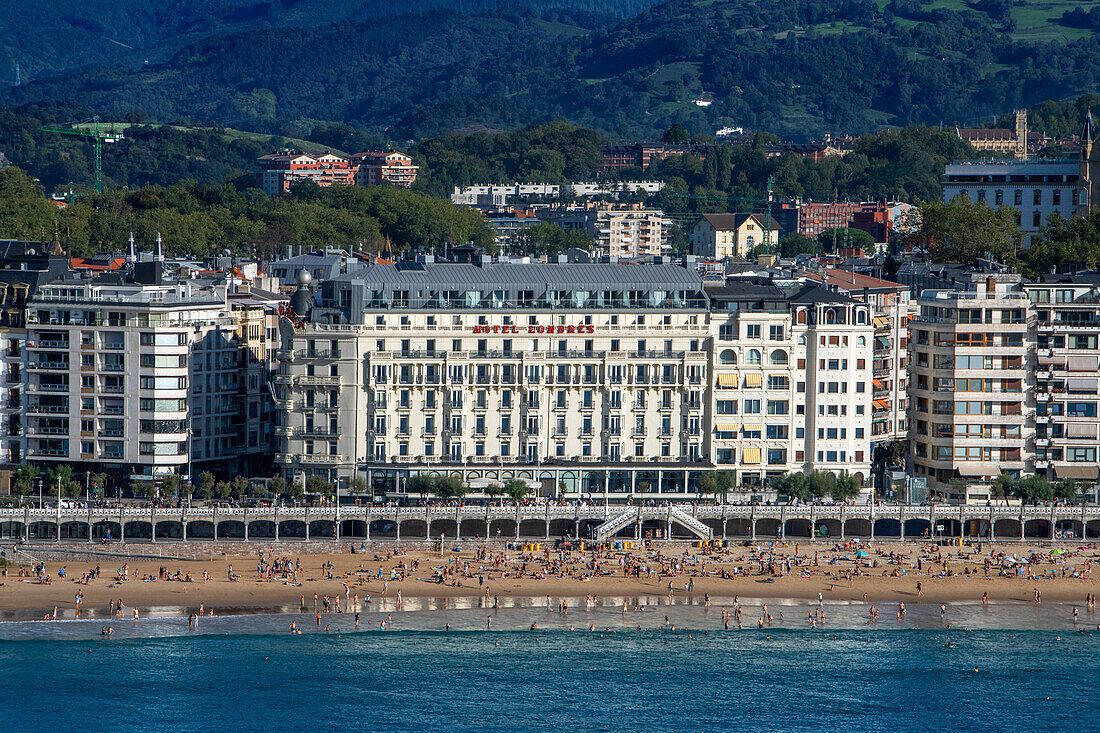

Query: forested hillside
[[6, 0, 1100, 139]]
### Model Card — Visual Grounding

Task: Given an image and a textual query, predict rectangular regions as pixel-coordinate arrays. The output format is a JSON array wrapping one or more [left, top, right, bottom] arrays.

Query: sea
[[1, 597, 1096, 731]]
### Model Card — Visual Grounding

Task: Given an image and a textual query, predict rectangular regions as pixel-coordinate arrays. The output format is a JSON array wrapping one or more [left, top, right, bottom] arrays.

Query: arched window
[[796, 309, 807, 324], [746, 235, 755, 246], [856, 310, 867, 325], [797, 334, 807, 346], [719, 348, 736, 365], [857, 336, 866, 346], [825, 308, 837, 324], [746, 349, 762, 365], [770, 349, 788, 365]]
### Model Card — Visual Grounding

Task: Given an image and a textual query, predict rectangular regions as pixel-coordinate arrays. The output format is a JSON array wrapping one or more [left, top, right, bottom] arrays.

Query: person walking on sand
[[916, 581, 922, 597]]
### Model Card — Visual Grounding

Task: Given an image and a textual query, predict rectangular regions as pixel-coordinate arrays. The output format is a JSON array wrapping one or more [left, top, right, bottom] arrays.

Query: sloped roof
[[701, 213, 780, 231]]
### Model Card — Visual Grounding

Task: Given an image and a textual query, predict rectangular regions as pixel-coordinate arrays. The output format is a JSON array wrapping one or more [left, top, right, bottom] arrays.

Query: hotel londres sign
[[471, 323, 595, 334]]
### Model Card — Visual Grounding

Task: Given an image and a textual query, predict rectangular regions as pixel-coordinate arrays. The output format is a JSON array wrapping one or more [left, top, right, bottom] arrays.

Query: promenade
[[0, 503, 1095, 544]]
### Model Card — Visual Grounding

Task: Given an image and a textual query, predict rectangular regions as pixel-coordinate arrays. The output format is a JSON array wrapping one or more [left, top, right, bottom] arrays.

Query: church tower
[[1014, 109, 1028, 159], [1078, 109, 1096, 218]]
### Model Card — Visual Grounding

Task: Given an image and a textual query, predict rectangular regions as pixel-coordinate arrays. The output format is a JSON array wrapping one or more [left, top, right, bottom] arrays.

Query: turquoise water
[[1, 604, 1097, 731]]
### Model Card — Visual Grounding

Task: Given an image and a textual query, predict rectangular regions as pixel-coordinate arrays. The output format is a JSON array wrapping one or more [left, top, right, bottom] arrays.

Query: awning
[[741, 447, 761, 465], [1066, 423, 1098, 439], [1055, 464, 1100, 479], [956, 463, 1001, 477], [873, 399, 889, 409], [715, 423, 738, 433], [716, 373, 737, 389], [875, 336, 891, 349], [1068, 355, 1099, 372], [872, 379, 885, 389], [873, 316, 889, 328], [744, 372, 763, 388], [1066, 377, 1098, 392], [1038, 355, 1067, 366], [742, 424, 762, 434]]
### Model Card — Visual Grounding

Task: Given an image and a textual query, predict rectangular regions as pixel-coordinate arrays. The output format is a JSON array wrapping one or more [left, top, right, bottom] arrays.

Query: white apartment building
[[22, 262, 283, 487], [908, 271, 1033, 503], [942, 160, 1080, 236], [274, 260, 874, 502], [587, 207, 671, 259]]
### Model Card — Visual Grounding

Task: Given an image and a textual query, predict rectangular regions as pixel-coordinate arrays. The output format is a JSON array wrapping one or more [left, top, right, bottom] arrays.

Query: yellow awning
[[744, 372, 763, 388], [716, 373, 737, 389], [742, 424, 762, 433], [715, 423, 738, 433], [873, 316, 889, 328], [741, 447, 761, 465]]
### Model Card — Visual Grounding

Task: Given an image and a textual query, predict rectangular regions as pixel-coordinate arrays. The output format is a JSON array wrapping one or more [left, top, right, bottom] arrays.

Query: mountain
[[5, 0, 1100, 139], [0, 0, 659, 83]]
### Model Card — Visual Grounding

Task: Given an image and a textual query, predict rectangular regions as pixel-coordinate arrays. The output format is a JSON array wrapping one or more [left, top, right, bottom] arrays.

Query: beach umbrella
[[1049, 549, 1065, 556], [855, 550, 869, 558]]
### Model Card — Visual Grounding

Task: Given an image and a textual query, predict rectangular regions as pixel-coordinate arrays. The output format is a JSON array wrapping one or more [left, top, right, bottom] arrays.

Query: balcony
[[298, 375, 341, 386], [28, 403, 67, 414], [35, 383, 69, 392], [32, 339, 70, 350], [30, 360, 69, 371]]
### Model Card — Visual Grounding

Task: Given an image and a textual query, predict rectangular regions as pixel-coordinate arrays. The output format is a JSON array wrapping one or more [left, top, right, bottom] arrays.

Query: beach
[[3, 540, 1099, 620]]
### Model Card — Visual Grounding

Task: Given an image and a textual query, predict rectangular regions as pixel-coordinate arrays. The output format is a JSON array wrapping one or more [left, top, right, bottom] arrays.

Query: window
[[1033, 189, 1042, 206], [743, 399, 761, 414], [716, 400, 736, 414], [1014, 190, 1022, 206], [1033, 211, 1041, 228], [719, 349, 736, 365], [769, 325, 784, 341], [769, 350, 788, 365], [746, 349, 761, 365], [766, 400, 788, 415], [766, 425, 788, 440], [746, 324, 761, 339]]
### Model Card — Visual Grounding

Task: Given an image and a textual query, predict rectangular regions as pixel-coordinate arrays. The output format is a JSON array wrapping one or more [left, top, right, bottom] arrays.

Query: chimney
[[128, 232, 136, 264], [154, 232, 164, 263]]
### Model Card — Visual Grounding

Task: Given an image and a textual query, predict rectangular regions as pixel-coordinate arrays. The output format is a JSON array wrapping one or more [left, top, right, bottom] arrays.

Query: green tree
[[406, 474, 435, 496], [269, 476, 287, 497], [779, 233, 817, 257], [349, 474, 368, 498], [213, 480, 232, 500], [160, 473, 180, 501], [830, 474, 860, 503], [714, 470, 734, 502], [772, 472, 811, 501], [660, 123, 692, 144], [0, 167, 57, 241], [1054, 478, 1078, 503], [230, 475, 250, 498], [816, 227, 874, 254], [287, 480, 306, 504], [697, 472, 719, 503], [808, 471, 836, 500], [916, 196, 1022, 264], [305, 475, 331, 496], [88, 472, 107, 498], [1011, 475, 1054, 505], [11, 463, 40, 498], [503, 478, 529, 504], [484, 482, 503, 505], [198, 471, 215, 495]]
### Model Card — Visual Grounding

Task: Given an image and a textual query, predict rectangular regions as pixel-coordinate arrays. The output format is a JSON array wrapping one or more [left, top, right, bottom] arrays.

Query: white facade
[[942, 161, 1079, 236]]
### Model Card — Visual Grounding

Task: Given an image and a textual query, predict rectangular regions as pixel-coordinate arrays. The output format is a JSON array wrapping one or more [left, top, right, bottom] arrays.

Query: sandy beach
[[3, 540, 1099, 620]]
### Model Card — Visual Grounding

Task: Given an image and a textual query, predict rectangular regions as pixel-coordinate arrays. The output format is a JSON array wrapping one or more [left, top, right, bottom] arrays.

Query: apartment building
[[1027, 274, 1100, 487], [586, 207, 671, 258], [708, 282, 873, 490], [273, 259, 874, 501], [256, 151, 356, 196], [942, 160, 1080, 236], [691, 213, 780, 260], [908, 271, 1033, 503], [350, 151, 419, 188], [22, 252, 283, 486]]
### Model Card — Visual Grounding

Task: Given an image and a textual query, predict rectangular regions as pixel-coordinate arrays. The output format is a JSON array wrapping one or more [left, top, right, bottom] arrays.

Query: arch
[[459, 519, 486, 539], [857, 336, 866, 346], [278, 520, 306, 539], [0, 520, 24, 539], [431, 519, 458, 539], [726, 518, 752, 538], [844, 517, 871, 537], [154, 520, 183, 540], [218, 520, 245, 539], [852, 472, 865, 487], [797, 334, 807, 345], [489, 519, 517, 539], [307, 520, 335, 538], [746, 349, 761, 365], [123, 521, 152, 540], [92, 520, 121, 541], [548, 518, 575, 538], [719, 349, 736, 365], [1024, 519, 1051, 538], [825, 308, 837, 324], [368, 519, 397, 537], [1086, 519, 1100, 539], [856, 309, 867, 325], [816, 518, 842, 539], [940, 519, 962, 537], [872, 518, 900, 538], [399, 520, 426, 539], [993, 518, 1021, 539], [247, 520, 276, 539], [785, 518, 812, 538], [186, 520, 214, 539], [904, 518, 931, 538], [796, 309, 807, 325], [1055, 519, 1081, 540], [769, 349, 788, 365], [701, 518, 724, 536], [341, 519, 366, 538], [28, 521, 56, 540], [755, 518, 780, 538], [60, 521, 89, 540], [519, 519, 545, 538]]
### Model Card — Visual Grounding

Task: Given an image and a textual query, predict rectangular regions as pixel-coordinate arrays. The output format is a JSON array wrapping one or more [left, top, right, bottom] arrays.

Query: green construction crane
[[668, 176, 777, 255], [40, 115, 124, 193]]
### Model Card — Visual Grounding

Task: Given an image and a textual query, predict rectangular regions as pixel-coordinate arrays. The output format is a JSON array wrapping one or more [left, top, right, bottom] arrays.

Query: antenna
[[14, 63, 20, 87]]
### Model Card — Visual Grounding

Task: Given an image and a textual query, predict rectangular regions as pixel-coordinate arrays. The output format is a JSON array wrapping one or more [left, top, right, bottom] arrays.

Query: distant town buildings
[[775, 201, 914, 245], [256, 150, 417, 195], [450, 181, 662, 207], [942, 160, 1080, 235], [587, 206, 672, 258], [691, 213, 780, 260], [956, 109, 1037, 159]]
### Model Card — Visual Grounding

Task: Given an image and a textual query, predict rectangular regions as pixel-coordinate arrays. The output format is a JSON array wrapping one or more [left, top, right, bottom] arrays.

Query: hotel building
[[274, 259, 874, 501]]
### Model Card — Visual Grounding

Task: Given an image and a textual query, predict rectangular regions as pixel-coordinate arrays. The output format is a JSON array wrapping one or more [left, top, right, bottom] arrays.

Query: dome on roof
[[296, 268, 312, 286]]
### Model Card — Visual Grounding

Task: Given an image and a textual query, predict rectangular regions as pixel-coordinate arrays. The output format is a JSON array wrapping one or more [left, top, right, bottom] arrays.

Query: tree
[[213, 480, 232, 500], [697, 472, 718, 503], [248, 481, 268, 499], [661, 124, 691, 144], [915, 196, 1022, 264], [349, 475, 368, 498], [773, 472, 812, 501], [11, 463, 40, 498], [406, 474, 435, 496], [502, 478, 529, 504], [230, 475, 250, 498], [714, 470, 734, 503], [484, 482, 503, 504], [808, 471, 836, 500], [991, 473, 1013, 505], [131, 479, 156, 500], [433, 474, 467, 501], [160, 474, 180, 501], [1054, 478, 1078, 503], [287, 480, 306, 504], [816, 227, 875, 255], [779, 233, 817, 257], [88, 472, 107, 498], [830, 474, 860, 503], [198, 471, 215, 496], [1011, 475, 1054, 505], [269, 477, 286, 495], [305, 475, 331, 496]]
